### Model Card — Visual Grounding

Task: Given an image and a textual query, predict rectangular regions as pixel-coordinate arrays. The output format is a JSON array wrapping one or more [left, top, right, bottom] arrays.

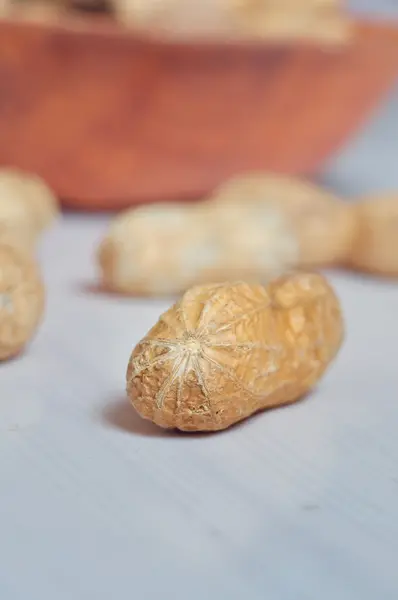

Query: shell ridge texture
[[127, 274, 344, 431]]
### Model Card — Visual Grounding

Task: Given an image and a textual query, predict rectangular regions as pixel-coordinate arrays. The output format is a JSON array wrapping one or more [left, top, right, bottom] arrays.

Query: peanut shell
[[114, 0, 240, 38], [0, 244, 45, 360], [0, 168, 59, 234], [200, 198, 299, 281], [114, 0, 350, 43], [0, 0, 10, 15], [0, 229, 37, 255], [0, 190, 39, 254], [212, 173, 356, 267], [349, 195, 398, 277], [98, 199, 298, 297], [126, 272, 344, 431], [232, 2, 352, 43], [98, 203, 219, 296], [234, 0, 342, 9]]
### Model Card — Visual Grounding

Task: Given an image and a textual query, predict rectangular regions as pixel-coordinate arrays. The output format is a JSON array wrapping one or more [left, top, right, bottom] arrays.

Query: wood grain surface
[[0, 17, 398, 210]]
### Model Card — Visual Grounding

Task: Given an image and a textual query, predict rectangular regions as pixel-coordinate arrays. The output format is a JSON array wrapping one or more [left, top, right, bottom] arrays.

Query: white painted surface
[[0, 211, 397, 599]]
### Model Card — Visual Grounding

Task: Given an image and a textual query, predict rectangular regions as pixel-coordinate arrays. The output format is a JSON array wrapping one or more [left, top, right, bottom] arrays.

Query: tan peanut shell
[[232, 2, 352, 44], [98, 203, 219, 296], [0, 244, 45, 360], [0, 191, 39, 254], [0, 169, 59, 234], [234, 0, 343, 9], [0, 229, 37, 256], [114, 0, 235, 37], [0, 0, 10, 15], [199, 198, 299, 281], [98, 200, 298, 297], [349, 195, 398, 277], [126, 272, 344, 432], [114, 0, 350, 44], [212, 173, 356, 268]]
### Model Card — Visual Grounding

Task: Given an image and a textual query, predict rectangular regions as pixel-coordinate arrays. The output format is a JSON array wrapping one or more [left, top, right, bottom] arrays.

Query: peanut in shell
[[349, 195, 398, 277], [212, 173, 356, 268], [126, 272, 344, 432], [0, 244, 45, 361]]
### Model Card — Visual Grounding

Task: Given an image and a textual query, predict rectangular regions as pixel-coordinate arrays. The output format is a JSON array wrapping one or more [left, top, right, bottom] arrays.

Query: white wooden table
[[1, 211, 398, 599]]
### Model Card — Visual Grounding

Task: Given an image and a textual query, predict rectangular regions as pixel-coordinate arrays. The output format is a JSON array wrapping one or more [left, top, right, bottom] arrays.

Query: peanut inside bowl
[[111, 0, 353, 45], [1, 0, 353, 43], [1, 4, 398, 210]]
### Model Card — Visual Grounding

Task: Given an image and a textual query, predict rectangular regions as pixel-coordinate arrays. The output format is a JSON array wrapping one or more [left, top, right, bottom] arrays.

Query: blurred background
[[1, 0, 398, 210], [323, 0, 398, 195]]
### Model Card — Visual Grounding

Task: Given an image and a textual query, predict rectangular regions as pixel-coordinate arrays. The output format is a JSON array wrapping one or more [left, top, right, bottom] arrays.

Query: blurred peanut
[[113, 0, 351, 44], [200, 198, 299, 280], [0, 168, 59, 255], [232, 0, 352, 43], [212, 173, 357, 268], [0, 244, 45, 361], [0, 192, 37, 255], [349, 195, 398, 277], [98, 203, 219, 296], [97, 199, 298, 297], [0, 168, 59, 234]]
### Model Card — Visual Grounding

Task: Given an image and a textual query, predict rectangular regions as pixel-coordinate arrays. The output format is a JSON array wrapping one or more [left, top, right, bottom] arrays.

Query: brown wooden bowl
[[1, 15, 398, 211]]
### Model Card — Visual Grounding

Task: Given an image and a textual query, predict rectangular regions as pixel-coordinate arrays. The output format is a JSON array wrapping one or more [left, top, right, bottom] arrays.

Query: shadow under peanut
[[102, 395, 216, 438], [101, 392, 312, 439], [78, 281, 179, 302], [102, 395, 170, 438]]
